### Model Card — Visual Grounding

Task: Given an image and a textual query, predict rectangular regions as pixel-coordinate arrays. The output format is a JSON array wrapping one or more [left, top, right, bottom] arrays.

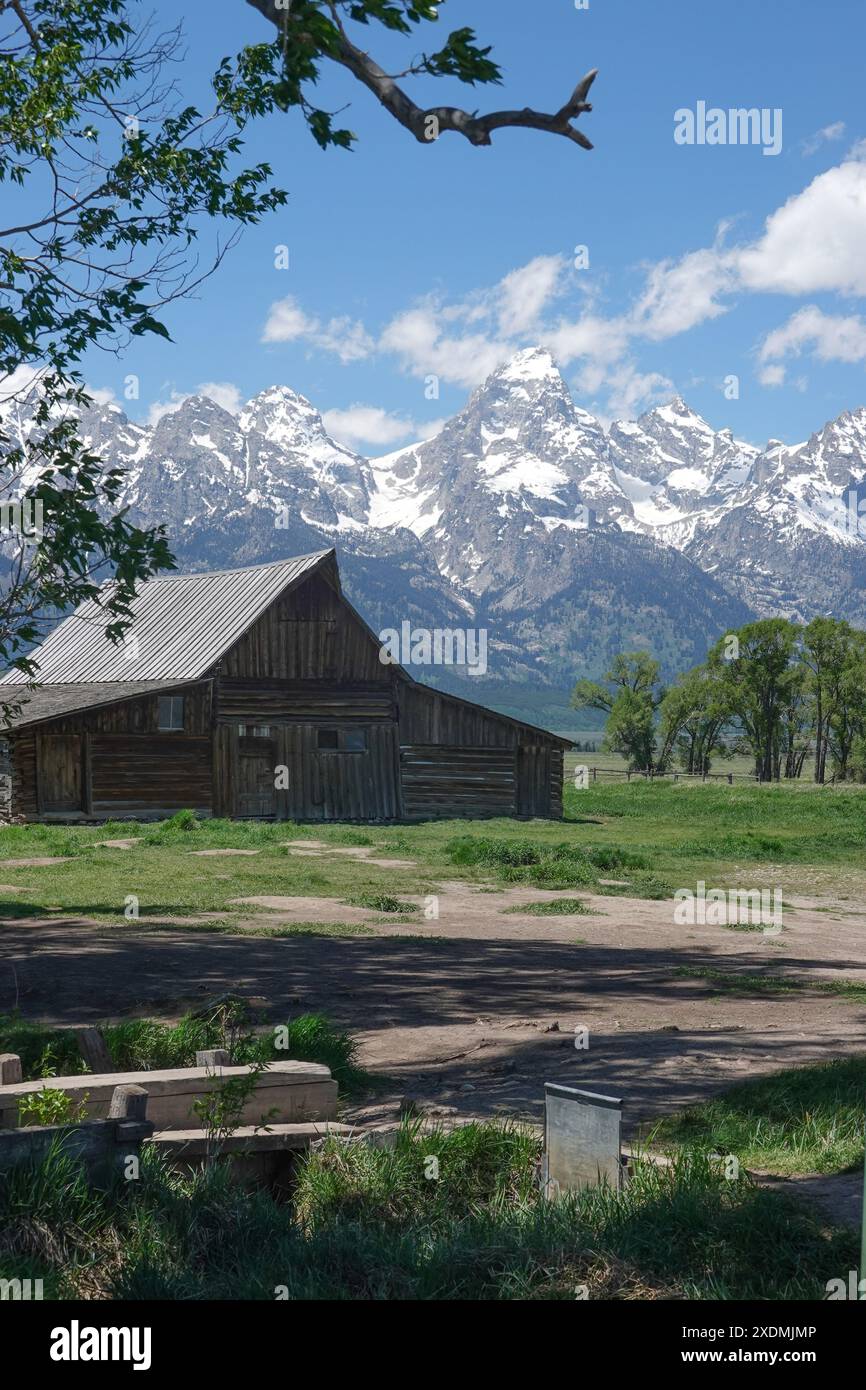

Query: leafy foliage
[[0, 1, 287, 691]]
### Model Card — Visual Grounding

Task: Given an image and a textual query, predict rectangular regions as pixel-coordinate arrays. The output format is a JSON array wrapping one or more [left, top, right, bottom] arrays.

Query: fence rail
[[574, 767, 819, 785]]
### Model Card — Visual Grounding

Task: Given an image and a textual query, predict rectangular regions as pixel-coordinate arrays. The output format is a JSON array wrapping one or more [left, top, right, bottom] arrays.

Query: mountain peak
[[495, 345, 562, 385]]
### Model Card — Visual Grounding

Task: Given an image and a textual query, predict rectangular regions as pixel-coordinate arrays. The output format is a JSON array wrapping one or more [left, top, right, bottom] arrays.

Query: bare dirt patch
[[3, 880, 866, 1138], [0, 857, 71, 868], [282, 841, 416, 869], [188, 848, 262, 857]]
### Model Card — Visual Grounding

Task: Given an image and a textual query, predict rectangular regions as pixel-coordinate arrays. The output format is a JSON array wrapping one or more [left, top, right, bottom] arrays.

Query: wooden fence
[[575, 767, 760, 785]]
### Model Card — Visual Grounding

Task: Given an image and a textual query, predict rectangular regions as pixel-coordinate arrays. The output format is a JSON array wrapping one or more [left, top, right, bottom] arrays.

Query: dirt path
[[3, 881, 866, 1135]]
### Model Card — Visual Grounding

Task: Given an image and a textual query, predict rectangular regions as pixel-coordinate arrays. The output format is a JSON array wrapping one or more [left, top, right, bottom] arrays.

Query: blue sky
[[83, 0, 866, 451]]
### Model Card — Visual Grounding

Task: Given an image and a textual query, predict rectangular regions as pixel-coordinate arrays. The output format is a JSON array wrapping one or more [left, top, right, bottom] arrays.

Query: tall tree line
[[571, 617, 866, 782]]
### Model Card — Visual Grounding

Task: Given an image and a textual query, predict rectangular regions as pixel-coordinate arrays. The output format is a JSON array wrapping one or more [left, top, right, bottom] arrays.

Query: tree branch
[[245, 0, 597, 149]]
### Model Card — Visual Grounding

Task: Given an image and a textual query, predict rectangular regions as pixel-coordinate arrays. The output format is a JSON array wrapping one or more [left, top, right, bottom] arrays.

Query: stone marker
[[542, 1082, 623, 1197], [195, 1049, 230, 1068], [76, 1027, 114, 1074], [108, 1084, 149, 1121], [0, 1053, 22, 1086]]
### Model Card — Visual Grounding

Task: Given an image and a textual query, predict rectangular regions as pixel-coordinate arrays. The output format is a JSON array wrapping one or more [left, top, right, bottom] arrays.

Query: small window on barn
[[343, 729, 367, 752], [158, 694, 184, 731], [317, 728, 339, 750]]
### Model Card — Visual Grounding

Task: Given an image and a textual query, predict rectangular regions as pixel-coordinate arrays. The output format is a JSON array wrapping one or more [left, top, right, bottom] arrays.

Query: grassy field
[[0, 780, 863, 929]]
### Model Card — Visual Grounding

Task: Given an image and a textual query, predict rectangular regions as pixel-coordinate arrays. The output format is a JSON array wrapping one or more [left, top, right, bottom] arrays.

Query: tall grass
[[0, 1123, 853, 1301], [446, 836, 669, 896], [651, 1055, 866, 1175], [0, 1005, 367, 1095]]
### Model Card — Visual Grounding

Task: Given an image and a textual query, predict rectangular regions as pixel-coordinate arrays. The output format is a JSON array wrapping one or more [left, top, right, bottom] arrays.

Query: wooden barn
[[0, 549, 571, 824]]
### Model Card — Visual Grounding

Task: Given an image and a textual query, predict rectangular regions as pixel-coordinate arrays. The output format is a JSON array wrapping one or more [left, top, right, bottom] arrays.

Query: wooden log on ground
[[150, 1120, 354, 1157], [0, 1112, 154, 1180]]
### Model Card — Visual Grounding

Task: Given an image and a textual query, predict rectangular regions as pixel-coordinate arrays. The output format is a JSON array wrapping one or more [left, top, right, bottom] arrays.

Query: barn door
[[235, 730, 277, 818], [516, 744, 551, 818], [37, 734, 84, 813]]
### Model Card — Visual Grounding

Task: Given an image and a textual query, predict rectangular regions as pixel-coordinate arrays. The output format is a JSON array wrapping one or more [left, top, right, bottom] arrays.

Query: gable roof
[[0, 551, 333, 685]]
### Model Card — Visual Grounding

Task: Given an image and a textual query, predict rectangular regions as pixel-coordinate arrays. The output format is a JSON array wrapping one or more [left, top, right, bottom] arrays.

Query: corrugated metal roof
[[0, 680, 202, 729], [0, 551, 333, 685]]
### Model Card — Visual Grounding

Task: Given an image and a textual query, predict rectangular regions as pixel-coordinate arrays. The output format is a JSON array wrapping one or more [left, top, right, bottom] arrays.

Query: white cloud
[[144, 391, 187, 427], [413, 416, 448, 441], [86, 385, 121, 410], [736, 155, 866, 297], [591, 363, 674, 420], [758, 305, 866, 367], [496, 254, 566, 336], [262, 296, 317, 343], [630, 245, 737, 340], [262, 295, 374, 363], [143, 380, 243, 427], [323, 403, 449, 450], [0, 365, 44, 407], [801, 121, 846, 156], [323, 404, 417, 450], [757, 364, 787, 387]]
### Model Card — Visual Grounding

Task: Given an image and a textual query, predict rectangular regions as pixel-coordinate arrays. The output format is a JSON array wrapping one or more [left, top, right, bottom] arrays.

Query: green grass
[[445, 835, 670, 896], [502, 898, 596, 916], [0, 781, 865, 930], [0, 1004, 368, 1095], [0, 1121, 853, 1300], [651, 1056, 866, 1176], [345, 893, 419, 914], [675, 966, 866, 1004]]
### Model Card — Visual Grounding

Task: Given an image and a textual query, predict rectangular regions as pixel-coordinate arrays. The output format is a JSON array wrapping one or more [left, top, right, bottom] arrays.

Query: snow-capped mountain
[[6, 346, 866, 721]]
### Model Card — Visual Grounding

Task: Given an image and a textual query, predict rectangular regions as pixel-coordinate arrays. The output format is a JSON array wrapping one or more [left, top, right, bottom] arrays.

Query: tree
[[801, 617, 856, 783], [707, 620, 800, 781], [0, 0, 289, 695], [825, 630, 866, 780], [657, 665, 730, 775], [571, 652, 664, 771], [244, 1, 598, 151]]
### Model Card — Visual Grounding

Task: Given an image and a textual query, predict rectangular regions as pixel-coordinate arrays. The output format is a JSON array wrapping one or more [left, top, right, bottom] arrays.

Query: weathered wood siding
[[397, 684, 563, 819], [90, 735, 212, 817], [400, 745, 516, 819], [516, 744, 556, 818], [218, 572, 386, 682], [398, 683, 514, 747], [215, 678, 396, 723], [7, 684, 213, 820], [213, 721, 401, 821]]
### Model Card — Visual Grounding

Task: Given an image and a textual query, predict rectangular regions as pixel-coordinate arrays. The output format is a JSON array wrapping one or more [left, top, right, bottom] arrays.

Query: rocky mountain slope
[[5, 347, 865, 727]]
